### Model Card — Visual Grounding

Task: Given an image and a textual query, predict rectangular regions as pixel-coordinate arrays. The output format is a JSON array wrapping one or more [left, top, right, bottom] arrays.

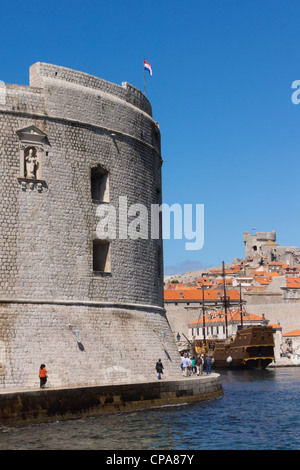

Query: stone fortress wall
[[0, 63, 181, 389]]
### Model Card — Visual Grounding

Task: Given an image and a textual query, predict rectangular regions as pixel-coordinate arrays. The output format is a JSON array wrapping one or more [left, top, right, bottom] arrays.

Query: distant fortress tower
[[243, 230, 300, 266], [243, 231, 277, 259], [0, 63, 181, 389]]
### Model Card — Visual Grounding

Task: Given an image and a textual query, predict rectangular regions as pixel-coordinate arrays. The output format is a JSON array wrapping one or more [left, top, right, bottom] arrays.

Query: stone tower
[[0, 63, 180, 389], [243, 230, 277, 259]]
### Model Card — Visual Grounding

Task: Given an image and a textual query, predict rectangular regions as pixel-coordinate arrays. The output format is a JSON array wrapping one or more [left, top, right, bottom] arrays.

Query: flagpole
[[143, 57, 146, 95]]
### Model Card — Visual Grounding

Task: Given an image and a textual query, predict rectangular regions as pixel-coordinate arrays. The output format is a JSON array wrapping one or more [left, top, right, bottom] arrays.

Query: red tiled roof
[[188, 309, 268, 326], [216, 278, 232, 285], [197, 278, 213, 284], [244, 286, 267, 291], [269, 323, 282, 330], [286, 278, 300, 289], [282, 330, 300, 337], [254, 277, 272, 285], [164, 288, 240, 301], [268, 272, 280, 277]]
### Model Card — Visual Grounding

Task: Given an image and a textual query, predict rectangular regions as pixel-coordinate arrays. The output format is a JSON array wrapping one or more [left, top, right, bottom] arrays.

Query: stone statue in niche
[[25, 147, 38, 179]]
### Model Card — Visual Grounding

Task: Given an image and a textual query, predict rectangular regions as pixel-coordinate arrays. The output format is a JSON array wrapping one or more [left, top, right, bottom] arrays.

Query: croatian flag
[[144, 60, 152, 76]]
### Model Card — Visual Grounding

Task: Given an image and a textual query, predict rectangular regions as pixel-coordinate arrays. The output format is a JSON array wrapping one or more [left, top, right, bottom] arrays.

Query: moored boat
[[189, 260, 275, 369], [193, 325, 275, 369]]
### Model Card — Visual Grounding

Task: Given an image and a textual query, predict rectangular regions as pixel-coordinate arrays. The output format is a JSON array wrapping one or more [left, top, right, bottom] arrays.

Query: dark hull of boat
[[213, 357, 273, 369]]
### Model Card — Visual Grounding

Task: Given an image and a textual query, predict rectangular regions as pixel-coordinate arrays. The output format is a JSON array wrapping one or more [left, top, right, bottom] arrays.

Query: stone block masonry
[[0, 301, 181, 388], [0, 63, 182, 389]]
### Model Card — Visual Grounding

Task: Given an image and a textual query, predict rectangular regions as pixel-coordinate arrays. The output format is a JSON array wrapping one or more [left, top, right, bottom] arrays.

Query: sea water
[[0, 367, 299, 450]]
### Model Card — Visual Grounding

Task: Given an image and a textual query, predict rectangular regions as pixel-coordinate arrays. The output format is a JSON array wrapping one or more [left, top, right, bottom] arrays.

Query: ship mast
[[222, 261, 229, 338], [202, 284, 206, 343], [239, 282, 244, 329], [194, 283, 206, 344]]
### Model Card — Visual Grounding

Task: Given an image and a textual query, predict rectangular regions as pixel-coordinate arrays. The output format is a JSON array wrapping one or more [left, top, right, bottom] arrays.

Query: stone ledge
[[0, 298, 165, 313], [0, 375, 223, 426]]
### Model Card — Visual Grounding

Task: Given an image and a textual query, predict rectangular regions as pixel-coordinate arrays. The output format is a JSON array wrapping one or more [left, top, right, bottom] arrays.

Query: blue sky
[[1, 0, 300, 275]]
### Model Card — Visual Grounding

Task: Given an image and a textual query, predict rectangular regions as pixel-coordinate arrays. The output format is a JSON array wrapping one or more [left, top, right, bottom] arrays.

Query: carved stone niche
[[16, 125, 48, 192]]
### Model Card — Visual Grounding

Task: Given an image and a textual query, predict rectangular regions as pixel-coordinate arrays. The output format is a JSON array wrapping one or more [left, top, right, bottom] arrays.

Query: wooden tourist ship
[[189, 261, 275, 369], [193, 324, 275, 369]]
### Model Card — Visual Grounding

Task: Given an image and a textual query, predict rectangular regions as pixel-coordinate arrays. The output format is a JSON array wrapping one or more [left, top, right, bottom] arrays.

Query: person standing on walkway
[[200, 355, 205, 375], [187, 356, 192, 376], [195, 355, 203, 375], [180, 354, 184, 372], [182, 354, 188, 376], [205, 355, 212, 374], [191, 356, 196, 374], [39, 364, 47, 388], [156, 359, 164, 380]]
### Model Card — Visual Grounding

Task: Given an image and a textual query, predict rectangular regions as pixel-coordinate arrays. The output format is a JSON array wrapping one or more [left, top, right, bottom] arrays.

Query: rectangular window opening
[[91, 166, 109, 202], [93, 239, 111, 273]]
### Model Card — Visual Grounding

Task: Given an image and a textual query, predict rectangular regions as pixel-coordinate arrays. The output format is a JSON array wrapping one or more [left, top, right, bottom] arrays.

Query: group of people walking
[[180, 353, 212, 376], [155, 353, 213, 380]]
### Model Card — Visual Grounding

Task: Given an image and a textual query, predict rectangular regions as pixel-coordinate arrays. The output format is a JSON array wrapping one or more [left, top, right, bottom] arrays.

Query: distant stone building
[[243, 230, 300, 266], [0, 63, 181, 389], [243, 230, 277, 259], [282, 330, 300, 358], [281, 278, 300, 302]]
